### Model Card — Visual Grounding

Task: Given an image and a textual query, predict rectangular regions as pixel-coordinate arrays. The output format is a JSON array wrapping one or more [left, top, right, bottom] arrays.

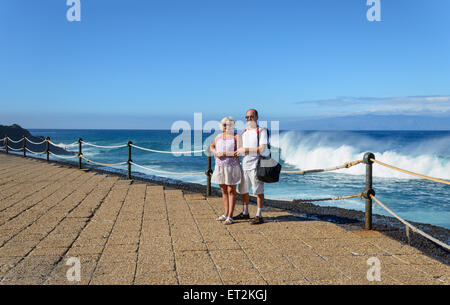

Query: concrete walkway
[[0, 154, 448, 285]]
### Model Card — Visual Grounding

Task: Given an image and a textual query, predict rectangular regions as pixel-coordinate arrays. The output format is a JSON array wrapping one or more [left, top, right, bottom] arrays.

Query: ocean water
[[9, 129, 450, 229]]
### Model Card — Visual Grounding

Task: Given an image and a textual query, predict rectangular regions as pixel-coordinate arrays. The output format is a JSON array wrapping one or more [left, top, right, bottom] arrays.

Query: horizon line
[[24, 128, 450, 131]]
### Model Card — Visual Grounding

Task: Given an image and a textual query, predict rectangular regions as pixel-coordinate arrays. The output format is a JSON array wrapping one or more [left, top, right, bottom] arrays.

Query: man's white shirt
[[241, 128, 268, 171]]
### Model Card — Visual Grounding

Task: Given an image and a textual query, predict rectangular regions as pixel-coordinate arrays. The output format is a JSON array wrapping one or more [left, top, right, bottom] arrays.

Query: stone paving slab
[[0, 154, 448, 285]]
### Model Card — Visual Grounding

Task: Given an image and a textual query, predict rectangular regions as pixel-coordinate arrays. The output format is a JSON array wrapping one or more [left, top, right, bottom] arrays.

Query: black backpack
[[255, 128, 282, 183]]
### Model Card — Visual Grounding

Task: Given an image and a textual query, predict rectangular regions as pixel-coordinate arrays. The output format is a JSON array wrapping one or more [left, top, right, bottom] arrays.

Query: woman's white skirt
[[211, 165, 242, 186]]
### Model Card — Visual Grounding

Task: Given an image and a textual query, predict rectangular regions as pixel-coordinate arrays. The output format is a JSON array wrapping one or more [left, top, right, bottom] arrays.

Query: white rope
[[263, 196, 293, 202], [237, 190, 363, 203], [80, 155, 127, 166], [281, 160, 364, 175], [371, 195, 450, 251], [49, 151, 79, 159], [48, 140, 79, 148], [6, 145, 23, 151], [6, 137, 24, 143], [81, 141, 127, 149], [130, 161, 204, 175], [371, 158, 450, 186], [24, 137, 46, 145], [25, 147, 46, 155], [130, 143, 205, 154]]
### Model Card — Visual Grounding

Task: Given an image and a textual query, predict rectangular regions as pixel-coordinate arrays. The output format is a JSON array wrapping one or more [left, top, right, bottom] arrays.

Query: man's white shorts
[[239, 168, 264, 195]]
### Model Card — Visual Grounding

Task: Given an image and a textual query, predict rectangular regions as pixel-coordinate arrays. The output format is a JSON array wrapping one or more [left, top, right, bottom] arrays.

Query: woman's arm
[[210, 134, 223, 158], [210, 136, 216, 153], [235, 134, 242, 150]]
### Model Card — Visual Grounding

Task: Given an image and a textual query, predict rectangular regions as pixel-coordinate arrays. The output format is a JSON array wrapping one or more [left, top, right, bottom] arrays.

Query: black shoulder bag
[[256, 128, 282, 183]]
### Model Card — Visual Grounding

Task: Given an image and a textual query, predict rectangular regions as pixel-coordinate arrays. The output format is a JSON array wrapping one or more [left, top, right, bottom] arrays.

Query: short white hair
[[220, 116, 235, 131]]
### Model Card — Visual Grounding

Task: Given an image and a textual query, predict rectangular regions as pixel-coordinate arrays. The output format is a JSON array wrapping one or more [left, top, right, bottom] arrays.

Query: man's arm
[[241, 145, 266, 155], [256, 127, 268, 155]]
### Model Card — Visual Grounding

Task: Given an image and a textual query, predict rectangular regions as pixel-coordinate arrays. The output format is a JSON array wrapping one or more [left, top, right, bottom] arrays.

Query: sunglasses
[[245, 115, 255, 119]]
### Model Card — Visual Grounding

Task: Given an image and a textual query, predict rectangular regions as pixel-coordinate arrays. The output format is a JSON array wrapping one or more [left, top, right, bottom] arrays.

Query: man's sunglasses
[[245, 115, 255, 119]]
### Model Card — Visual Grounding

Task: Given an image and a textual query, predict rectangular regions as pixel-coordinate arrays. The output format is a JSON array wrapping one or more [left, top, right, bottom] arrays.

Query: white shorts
[[239, 168, 264, 195]]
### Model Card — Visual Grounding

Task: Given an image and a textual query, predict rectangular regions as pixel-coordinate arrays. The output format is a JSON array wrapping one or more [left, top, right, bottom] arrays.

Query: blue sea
[[12, 129, 450, 229]]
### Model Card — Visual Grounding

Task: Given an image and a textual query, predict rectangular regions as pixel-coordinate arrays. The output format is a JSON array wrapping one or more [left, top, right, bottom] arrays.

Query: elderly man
[[234, 109, 268, 224]]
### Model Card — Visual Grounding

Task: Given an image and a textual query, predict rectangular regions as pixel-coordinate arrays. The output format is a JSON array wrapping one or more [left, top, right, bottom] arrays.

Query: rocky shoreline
[[3, 151, 448, 266]]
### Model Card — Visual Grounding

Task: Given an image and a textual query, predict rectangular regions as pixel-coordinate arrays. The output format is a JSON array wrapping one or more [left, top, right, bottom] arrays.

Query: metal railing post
[[128, 141, 132, 180], [363, 152, 375, 230], [5, 136, 8, 154], [46, 137, 50, 162], [205, 147, 212, 196], [78, 138, 82, 169], [23, 136, 26, 157]]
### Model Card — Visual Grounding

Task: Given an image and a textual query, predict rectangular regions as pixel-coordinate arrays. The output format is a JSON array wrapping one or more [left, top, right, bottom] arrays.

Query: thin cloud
[[295, 95, 450, 115]]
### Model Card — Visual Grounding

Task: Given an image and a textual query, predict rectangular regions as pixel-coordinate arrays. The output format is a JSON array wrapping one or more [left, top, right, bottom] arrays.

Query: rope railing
[[48, 151, 79, 159], [371, 195, 450, 251], [370, 158, 450, 186], [281, 159, 364, 175], [1, 135, 448, 247], [6, 137, 24, 143], [48, 140, 79, 148], [80, 155, 127, 166], [81, 141, 128, 149], [25, 147, 46, 155], [24, 137, 47, 145], [130, 143, 206, 154], [292, 193, 363, 203], [130, 161, 204, 175], [6, 145, 24, 151], [246, 192, 363, 203]]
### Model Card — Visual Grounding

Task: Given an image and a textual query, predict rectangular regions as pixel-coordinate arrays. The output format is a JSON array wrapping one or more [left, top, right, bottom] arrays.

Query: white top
[[241, 127, 268, 170]]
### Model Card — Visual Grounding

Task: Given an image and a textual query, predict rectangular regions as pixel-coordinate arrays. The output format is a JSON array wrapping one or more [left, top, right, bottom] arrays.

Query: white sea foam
[[272, 131, 450, 180]]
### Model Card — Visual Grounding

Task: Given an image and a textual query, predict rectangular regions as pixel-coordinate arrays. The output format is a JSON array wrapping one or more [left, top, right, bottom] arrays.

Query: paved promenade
[[0, 154, 448, 285]]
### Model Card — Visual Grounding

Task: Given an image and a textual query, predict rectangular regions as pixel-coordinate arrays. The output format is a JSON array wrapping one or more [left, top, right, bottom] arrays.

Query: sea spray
[[273, 131, 450, 180]]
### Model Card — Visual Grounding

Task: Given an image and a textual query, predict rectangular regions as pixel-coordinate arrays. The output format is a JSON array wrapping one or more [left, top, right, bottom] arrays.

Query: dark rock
[[0, 124, 71, 155]]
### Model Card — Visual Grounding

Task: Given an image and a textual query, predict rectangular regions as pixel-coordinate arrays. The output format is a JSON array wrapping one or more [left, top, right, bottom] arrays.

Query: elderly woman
[[210, 117, 243, 225]]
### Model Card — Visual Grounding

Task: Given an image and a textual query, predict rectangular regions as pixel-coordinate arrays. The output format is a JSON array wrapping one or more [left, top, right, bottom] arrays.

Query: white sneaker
[[223, 217, 233, 225]]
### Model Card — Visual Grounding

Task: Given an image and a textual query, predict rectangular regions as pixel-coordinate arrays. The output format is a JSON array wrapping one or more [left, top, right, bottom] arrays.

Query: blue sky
[[1, 0, 449, 129]]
